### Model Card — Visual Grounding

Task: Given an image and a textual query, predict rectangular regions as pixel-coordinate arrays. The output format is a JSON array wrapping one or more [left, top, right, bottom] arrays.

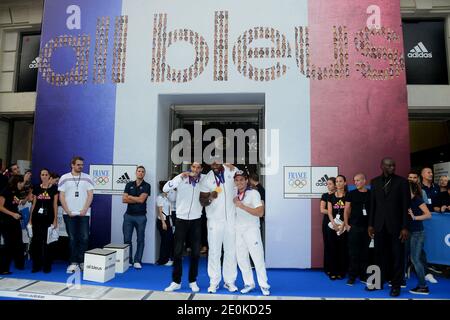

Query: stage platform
[[1, 258, 449, 300]]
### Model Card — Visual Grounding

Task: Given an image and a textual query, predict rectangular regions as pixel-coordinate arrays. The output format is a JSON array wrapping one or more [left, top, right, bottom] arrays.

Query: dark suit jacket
[[369, 174, 410, 234]]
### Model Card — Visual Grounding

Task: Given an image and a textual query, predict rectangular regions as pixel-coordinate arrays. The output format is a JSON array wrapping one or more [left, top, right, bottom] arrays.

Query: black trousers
[[348, 225, 370, 280], [156, 218, 174, 264], [327, 227, 348, 277], [374, 227, 405, 288], [322, 215, 331, 274], [0, 215, 24, 273], [30, 215, 53, 271], [172, 218, 201, 284], [201, 210, 208, 248]]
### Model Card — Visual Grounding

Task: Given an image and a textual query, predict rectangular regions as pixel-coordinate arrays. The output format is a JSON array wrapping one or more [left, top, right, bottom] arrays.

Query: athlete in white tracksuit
[[163, 162, 204, 293], [199, 163, 238, 292], [233, 170, 270, 296]]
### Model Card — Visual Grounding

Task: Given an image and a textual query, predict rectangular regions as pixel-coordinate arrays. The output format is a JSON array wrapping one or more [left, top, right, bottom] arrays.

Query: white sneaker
[[261, 287, 270, 296], [164, 260, 173, 266], [425, 273, 438, 284], [189, 282, 200, 293], [224, 283, 238, 292], [66, 264, 79, 274], [240, 285, 255, 294], [133, 262, 142, 269], [208, 284, 219, 293], [164, 282, 181, 292]]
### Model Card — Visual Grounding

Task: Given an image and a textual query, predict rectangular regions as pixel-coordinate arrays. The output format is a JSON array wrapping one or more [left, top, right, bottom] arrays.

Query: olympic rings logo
[[94, 176, 109, 185], [288, 178, 307, 188]]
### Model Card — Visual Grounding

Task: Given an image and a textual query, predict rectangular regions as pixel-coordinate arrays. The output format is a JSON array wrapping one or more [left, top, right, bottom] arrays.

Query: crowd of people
[[0, 163, 60, 273], [1, 156, 449, 297], [0, 157, 269, 296], [321, 157, 449, 296]]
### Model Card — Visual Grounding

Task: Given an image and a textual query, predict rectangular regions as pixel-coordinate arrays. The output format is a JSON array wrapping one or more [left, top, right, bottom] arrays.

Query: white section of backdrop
[[111, 0, 311, 268]]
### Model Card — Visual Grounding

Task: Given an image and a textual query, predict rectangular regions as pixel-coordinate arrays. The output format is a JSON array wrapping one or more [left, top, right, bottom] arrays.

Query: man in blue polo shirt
[[122, 166, 151, 269], [420, 167, 440, 211], [419, 167, 442, 277]]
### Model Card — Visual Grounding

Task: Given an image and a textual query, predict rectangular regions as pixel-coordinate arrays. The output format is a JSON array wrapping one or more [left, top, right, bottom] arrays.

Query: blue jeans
[[65, 216, 90, 264], [409, 230, 427, 288], [123, 214, 147, 264]]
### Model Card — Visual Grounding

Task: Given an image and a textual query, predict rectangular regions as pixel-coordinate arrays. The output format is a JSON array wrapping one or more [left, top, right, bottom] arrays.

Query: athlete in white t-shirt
[[58, 156, 94, 274], [233, 170, 270, 296], [199, 161, 238, 293]]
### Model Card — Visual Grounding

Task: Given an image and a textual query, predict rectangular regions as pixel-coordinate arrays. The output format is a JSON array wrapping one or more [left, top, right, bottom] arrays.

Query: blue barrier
[[423, 213, 450, 266]]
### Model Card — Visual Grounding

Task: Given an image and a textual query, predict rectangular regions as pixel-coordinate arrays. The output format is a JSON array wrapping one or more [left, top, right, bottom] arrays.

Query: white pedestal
[[103, 244, 130, 273], [83, 249, 116, 283]]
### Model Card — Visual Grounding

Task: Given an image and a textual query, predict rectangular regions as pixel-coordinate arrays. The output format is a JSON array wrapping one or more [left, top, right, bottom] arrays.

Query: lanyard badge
[[72, 174, 81, 197]]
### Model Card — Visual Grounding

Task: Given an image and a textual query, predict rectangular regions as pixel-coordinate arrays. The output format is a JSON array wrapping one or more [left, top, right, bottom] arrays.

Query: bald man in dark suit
[[368, 157, 410, 297]]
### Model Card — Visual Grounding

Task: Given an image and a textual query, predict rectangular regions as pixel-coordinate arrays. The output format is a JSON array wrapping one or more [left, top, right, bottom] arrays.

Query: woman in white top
[[156, 181, 174, 266]]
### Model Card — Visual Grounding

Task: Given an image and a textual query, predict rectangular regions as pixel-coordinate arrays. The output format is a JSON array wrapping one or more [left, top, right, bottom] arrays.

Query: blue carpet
[[1, 258, 449, 299]]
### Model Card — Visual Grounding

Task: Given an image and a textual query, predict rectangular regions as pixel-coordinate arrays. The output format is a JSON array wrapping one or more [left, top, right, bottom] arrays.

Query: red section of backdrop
[[308, 0, 410, 267]]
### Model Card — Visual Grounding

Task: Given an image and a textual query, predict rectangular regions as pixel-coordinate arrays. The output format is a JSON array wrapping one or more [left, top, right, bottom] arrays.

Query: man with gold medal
[[200, 160, 238, 293]]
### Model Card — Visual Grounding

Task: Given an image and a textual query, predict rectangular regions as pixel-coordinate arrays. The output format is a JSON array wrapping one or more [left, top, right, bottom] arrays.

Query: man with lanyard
[[420, 167, 440, 212], [233, 170, 270, 296], [343, 173, 371, 286], [419, 167, 442, 276], [122, 166, 151, 269], [163, 162, 203, 293], [58, 156, 94, 274], [200, 160, 238, 293]]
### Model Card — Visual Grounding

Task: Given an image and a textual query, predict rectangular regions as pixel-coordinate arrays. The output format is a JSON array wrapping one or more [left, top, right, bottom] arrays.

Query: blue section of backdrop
[[32, 0, 123, 247]]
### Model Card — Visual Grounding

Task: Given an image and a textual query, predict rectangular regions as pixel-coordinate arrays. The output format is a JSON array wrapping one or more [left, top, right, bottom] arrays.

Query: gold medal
[[215, 186, 222, 193]]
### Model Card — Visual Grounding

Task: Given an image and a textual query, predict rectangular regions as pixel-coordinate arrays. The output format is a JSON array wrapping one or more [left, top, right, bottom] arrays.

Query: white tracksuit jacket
[[163, 174, 203, 220]]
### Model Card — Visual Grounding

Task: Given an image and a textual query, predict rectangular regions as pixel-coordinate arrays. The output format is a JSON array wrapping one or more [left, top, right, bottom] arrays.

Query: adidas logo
[[28, 57, 41, 69], [117, 172, 131, 184], [316, 174, 329, 187], [407, 42, 432, 59]]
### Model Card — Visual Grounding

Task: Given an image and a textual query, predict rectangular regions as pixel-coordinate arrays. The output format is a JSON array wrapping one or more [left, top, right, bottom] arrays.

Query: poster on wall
[[284, 166, 311, 197], [284, 166, 338, 198], [433, 161, 450, 184], [89, 165, 113, 192], [89, 164, 137, 193], [402, 19, 448, 84], [311, 167, 339, 194], [112, 165, 137, 191]]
